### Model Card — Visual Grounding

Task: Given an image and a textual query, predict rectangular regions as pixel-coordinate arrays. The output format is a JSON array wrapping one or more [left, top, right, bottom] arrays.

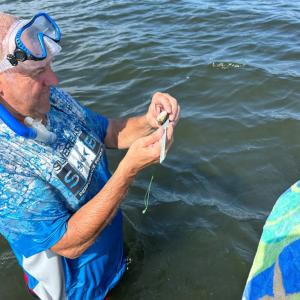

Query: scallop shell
[[157, 111, 169, 125]]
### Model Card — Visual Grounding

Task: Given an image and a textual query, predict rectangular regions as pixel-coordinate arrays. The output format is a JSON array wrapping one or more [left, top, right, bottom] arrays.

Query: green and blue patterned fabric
[[243, 181, 300, 300]]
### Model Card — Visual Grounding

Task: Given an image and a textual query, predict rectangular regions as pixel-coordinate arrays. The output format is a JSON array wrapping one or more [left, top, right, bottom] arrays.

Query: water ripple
[[1, 1, 300, 299]]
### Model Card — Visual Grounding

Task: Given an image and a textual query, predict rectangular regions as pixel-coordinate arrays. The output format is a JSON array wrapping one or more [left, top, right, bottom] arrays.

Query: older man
[[0, 12, 179, 300]]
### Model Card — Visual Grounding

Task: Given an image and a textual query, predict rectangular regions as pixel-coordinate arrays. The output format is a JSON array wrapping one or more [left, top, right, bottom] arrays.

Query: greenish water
[[1, 1, 300, 299]]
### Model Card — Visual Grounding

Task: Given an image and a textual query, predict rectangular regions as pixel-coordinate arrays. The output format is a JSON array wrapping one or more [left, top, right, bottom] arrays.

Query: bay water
[[0, 1, 300, 299]]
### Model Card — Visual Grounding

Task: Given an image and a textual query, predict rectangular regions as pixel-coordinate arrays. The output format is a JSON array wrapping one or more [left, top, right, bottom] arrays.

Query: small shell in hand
[[156, 111, 169, 126]]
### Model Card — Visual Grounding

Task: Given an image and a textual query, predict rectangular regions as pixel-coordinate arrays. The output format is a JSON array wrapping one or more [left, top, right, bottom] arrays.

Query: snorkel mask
[[0, 12, 61, 73], [0, 12, 61, 144]]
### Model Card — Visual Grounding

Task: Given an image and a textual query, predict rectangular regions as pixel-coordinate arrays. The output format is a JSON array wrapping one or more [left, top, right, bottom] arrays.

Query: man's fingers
[[167, 94, 179, 122], [172, 104, 181, 125], [141, 127, 164, 147], [153, 92, 172, 113], [160, 97, 172, 115], [166, 123, 174, 141], [152, 92, 179, 123]]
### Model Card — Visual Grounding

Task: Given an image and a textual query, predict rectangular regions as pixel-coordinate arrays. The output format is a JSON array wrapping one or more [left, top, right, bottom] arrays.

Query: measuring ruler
[[160, 118, 169, 163]]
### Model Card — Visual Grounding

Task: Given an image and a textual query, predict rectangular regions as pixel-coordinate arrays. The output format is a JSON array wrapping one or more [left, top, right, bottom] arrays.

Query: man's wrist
[[118, 157, 139, 180]]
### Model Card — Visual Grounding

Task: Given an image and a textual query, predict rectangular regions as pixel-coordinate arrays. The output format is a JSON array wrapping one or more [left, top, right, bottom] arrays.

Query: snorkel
[[0, 12, 61, 144]]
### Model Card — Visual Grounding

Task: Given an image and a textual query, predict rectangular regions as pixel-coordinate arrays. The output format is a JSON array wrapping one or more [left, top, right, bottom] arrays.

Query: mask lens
[[33, 15, 58, 40], [20, 27, 42, 57], [19, 15, 59, 58]]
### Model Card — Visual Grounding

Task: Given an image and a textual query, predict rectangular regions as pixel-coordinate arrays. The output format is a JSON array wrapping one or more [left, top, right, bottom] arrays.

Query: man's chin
[[45, 89, 51, 98], [36, 97, 51, 117]]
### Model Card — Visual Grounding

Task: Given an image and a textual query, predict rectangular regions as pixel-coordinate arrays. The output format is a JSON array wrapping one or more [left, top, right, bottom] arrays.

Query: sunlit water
[[0, 1, 300, 299]]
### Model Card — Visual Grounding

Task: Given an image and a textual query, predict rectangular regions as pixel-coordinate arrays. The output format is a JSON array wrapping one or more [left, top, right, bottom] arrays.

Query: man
[[0, 12, 180, 300]]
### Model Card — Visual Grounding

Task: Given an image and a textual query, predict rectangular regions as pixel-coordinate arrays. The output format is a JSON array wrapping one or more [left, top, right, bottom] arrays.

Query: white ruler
[[160, 118, 169, 163]]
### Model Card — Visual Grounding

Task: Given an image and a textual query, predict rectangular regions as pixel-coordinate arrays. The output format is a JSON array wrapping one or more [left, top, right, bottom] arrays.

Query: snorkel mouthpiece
[[24, 117, 57, 144]]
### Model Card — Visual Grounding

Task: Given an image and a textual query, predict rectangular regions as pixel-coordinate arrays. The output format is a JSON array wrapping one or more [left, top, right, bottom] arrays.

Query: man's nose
[[42, 67, 59, 86]]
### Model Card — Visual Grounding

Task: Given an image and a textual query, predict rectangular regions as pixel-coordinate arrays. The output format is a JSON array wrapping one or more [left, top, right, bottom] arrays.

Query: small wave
[[210, 61, 245, 70]]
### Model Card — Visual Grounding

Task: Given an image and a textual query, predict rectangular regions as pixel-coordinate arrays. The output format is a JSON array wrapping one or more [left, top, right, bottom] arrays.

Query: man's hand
[[146, 92, 180, 129], [120, 124, 174, 176]]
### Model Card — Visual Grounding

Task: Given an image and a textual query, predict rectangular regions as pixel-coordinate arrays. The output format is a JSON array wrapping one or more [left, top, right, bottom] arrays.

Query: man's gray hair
[[0, 13, 18, 61]]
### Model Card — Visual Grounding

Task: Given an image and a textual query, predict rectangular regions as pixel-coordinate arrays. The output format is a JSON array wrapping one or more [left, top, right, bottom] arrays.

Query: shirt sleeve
[[80, 105, 109, 143], [0, 172, 71, 257]]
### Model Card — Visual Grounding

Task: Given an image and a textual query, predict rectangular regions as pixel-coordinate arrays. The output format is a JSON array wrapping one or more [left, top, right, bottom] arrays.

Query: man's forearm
[[51, 160, 136, 259], [105, 115, 154, 149]]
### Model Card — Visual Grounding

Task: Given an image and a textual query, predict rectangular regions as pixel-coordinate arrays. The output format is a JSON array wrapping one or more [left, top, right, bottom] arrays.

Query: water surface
[[1, 1, 300, 299]]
